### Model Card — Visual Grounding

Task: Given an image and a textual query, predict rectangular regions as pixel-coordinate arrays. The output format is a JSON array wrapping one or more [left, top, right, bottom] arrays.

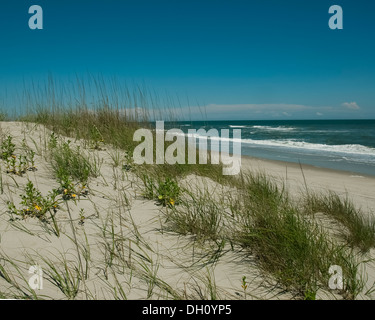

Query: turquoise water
[[164, 120, 375, 176]]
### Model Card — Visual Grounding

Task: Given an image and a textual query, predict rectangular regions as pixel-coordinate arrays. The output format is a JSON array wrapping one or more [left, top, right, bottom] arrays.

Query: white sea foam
[[240, 138, 375, 156], [160, 127, 375, 162], [184, 131, 375, 157], [229, 125, 247, 128], [251, 125, 296, 132]]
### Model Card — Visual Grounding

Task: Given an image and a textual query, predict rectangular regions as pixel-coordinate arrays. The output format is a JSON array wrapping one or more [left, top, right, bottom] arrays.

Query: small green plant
[[1, 135, 15, 160], [48, 132, 58, 150], [5, 154, 17, 174], [26, 149, 37, 171], [156, 177, 180, 207], [21, 181, 59, 219], [7, 180, 61, 236], [7, 180, 59, 220], [79, 208, 86, 226], [1, 137, 38, 175], [57, 176, 75, 200], [5, 155, 28, 176], [122, 152, 133, 171], [56, 176, 88, 201], [241, 276, 248, 299], [141, 175, 180, 207], [17, 155, 28, 174]]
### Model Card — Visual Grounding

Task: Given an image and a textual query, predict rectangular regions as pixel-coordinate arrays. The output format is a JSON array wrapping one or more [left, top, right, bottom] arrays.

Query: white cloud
[[135, 102, 364, 121], [178, 103, 334, 120], [342, 102, 360, 110]]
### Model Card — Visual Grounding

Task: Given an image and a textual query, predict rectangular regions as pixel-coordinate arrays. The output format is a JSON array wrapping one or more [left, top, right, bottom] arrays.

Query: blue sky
[[0, 0, 374, 120]]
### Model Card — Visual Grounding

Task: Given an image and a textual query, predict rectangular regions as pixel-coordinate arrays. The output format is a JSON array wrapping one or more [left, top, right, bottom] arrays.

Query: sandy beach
[[1, 121, 374, 300], [241, 155, 375, 215]]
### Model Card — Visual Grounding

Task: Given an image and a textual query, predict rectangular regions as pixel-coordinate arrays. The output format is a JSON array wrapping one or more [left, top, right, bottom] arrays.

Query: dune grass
[[160, 171, 369, 299], [233, 173, 360, 299], [303, 190, 375, 253], [47, 134, 101, 185]]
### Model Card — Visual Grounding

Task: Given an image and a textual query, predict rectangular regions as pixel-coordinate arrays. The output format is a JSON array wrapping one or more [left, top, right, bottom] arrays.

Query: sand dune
[[0, 121, 374, 300]]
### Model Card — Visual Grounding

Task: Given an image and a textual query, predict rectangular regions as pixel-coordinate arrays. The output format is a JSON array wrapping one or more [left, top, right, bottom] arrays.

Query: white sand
[[241, 155, 375, 215]]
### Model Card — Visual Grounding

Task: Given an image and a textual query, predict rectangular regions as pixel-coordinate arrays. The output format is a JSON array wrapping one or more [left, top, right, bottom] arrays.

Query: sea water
[[164, 119, 375, 176]]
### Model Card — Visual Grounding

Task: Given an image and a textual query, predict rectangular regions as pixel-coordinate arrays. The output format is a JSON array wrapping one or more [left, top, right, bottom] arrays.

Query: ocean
[[164, 119, 375, 176]]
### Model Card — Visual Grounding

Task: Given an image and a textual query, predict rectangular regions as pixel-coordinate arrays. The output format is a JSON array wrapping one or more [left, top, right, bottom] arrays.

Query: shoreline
[[238, 153, 375, 214], [166, 119, 375, 178], [241, 153, 375, 179]]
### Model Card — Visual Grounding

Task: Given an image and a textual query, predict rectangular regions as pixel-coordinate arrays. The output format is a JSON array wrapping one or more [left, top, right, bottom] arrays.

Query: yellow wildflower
[[71, 194, 77, 198], [169, 199, 175, 206], [34, 205, 42, 211]]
